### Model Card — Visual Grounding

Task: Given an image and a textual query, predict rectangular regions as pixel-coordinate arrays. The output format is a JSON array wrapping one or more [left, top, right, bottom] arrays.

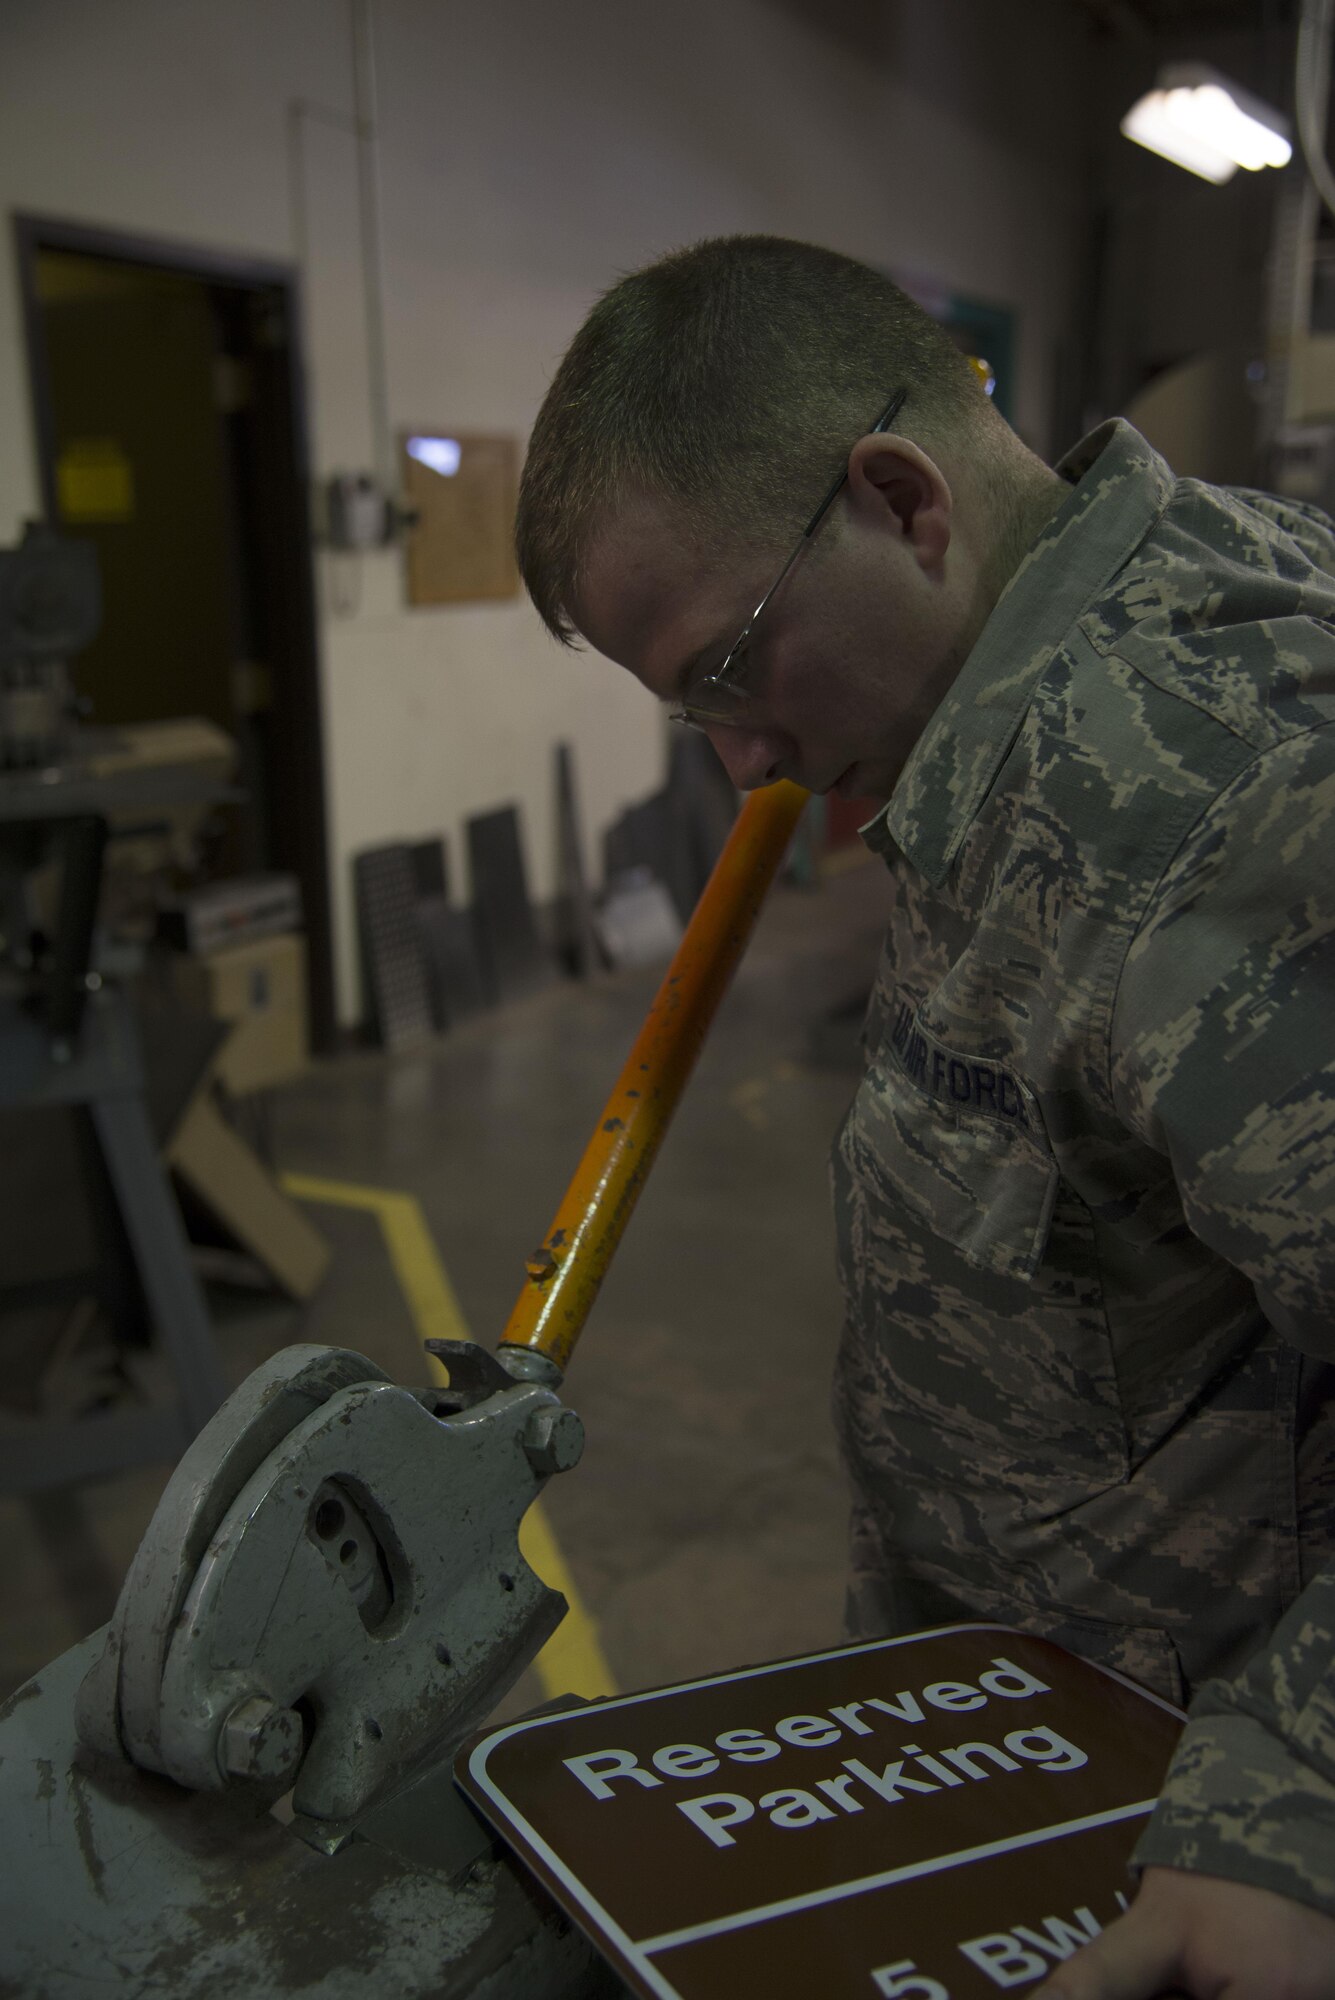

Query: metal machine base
[[0, 1632, 626, 1998]]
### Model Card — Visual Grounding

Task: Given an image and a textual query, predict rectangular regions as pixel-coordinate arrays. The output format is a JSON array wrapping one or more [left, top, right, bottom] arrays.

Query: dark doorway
[[13, 216, 335, 1051]]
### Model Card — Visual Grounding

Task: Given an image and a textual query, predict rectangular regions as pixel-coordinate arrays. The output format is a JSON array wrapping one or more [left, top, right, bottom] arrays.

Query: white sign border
[[462, 1622, 1184, 2000]]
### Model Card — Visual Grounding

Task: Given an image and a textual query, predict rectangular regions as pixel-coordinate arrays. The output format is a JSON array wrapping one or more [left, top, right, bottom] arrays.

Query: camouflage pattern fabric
[[832, 418, 1335, 1915]]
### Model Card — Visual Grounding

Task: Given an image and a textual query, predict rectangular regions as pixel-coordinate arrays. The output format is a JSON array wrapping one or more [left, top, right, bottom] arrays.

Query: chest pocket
[[842, 1022, 1059, 1285]]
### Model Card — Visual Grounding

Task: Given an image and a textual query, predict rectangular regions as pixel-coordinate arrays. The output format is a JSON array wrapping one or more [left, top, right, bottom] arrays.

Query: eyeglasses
[[669, 387, 908, 730]]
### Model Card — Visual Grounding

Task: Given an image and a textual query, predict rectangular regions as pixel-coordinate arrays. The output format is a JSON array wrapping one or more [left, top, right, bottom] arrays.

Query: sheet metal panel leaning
[[513, 234, 1335, 1997]]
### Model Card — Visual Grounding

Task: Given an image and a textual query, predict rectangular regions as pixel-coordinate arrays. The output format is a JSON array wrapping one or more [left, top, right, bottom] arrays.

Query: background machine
[[0, 782, 810, 1998]]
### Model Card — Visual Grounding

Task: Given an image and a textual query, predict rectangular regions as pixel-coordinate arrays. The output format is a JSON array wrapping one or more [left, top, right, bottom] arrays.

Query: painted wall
[[1, 0, 1094, 1023], [1086, 19, 1296, 425]]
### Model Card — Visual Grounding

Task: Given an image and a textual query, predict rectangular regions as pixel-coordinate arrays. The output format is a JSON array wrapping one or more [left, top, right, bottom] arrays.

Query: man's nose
[[703, 725, 789, 790]]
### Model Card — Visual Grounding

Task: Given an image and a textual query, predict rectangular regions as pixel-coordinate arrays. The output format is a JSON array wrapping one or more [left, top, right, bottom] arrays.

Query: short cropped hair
[[515, 234, 994, 646]]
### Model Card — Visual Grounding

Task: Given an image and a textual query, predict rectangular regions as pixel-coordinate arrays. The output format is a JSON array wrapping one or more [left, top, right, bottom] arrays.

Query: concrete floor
[[0, 852, 891, 1721]]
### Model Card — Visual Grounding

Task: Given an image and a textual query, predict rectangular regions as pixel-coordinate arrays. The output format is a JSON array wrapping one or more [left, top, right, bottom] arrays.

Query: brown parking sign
[[457, 1625, 1183, 2000]]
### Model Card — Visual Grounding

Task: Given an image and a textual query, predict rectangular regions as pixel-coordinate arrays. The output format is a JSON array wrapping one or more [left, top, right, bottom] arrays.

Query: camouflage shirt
[[832, 417, 1335, 1916]]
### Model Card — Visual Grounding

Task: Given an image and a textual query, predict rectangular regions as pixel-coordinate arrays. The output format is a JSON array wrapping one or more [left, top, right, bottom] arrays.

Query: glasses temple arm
[[719, 386, 908, 678], [797, 386, 908, 541]]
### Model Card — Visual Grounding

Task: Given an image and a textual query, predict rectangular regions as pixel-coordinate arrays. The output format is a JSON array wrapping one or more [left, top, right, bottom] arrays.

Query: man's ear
[[846, 436, 952, 574]]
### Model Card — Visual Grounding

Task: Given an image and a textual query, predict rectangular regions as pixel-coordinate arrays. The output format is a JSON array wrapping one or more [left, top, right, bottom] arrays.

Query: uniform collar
[[860, 418, 1176, 884]]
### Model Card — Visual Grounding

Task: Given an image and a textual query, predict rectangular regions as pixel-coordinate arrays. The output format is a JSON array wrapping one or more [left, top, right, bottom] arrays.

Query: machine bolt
[[522, 1406, 584, 1477], [220, 1696, 303, 1784]]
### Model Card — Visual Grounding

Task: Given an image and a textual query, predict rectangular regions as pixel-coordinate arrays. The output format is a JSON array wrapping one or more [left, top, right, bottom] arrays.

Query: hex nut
[[220, 1696, 303, 1783], [522, 1406, 585, 1477]]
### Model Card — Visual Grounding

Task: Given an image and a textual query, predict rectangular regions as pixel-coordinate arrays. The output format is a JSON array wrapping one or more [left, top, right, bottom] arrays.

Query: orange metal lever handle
[[498, 778, 810, 1379]]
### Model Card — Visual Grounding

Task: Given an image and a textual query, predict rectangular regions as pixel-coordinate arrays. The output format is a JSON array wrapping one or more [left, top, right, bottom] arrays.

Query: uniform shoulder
[[1221, 487, 1335, 576], [1075, 476, 1335, 756]]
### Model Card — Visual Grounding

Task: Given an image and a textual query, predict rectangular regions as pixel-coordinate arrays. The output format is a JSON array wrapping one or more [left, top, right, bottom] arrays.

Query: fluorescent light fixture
[[1121, 64, 1292, 184], [407, 435, 462, 476]]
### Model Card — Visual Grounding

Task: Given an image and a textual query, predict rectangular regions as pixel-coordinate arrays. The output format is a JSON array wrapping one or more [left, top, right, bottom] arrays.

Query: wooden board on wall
[[401, 430, 520, 605]]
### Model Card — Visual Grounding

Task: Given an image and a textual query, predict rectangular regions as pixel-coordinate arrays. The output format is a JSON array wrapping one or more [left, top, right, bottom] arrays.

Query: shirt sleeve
[[1111, 721, 1335, 1360], [1112, 720, 1335, 1913], [1130, 1570, 1335, 1916]]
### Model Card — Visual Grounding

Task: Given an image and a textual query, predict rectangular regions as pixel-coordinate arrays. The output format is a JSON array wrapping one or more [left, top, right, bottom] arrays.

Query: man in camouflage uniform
[[515, 235, 1335, 1997]]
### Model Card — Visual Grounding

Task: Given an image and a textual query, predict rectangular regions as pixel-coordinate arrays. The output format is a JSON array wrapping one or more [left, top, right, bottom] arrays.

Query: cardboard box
[[167, 1088, 329, 1301], [173, 932, 309, 1095]]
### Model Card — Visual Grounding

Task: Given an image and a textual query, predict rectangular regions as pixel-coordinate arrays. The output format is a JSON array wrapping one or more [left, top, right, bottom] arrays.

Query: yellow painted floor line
[[516, 1503, 617, 1700], [282, 1175, 470, 1346], [281, 1171, 617, 1701]]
